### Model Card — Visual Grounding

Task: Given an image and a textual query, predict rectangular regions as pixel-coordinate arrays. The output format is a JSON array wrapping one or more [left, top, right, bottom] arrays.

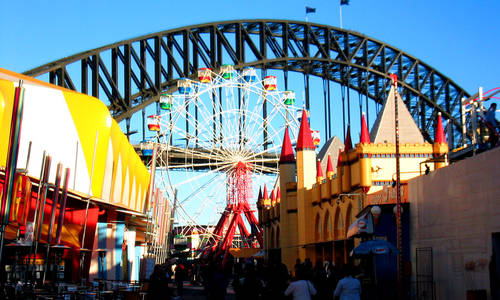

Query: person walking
[[148, 264, 171, 300], [486, 103, 499, 147], [175, 263, 186, 297], [333, 265, 361, 300], [284, 268, 317, 300], [239, 262, 263, 300]]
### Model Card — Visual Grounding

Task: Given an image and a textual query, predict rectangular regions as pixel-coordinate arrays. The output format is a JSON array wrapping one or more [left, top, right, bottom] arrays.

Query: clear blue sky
[[1, 0, 498, 94]]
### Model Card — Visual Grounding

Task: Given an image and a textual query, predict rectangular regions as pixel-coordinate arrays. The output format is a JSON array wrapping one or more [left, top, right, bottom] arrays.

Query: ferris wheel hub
[[235, 161, 250, 170]]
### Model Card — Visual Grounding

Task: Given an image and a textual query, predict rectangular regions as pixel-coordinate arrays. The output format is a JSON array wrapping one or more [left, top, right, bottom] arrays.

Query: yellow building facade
[[258, 77, 449, 272]]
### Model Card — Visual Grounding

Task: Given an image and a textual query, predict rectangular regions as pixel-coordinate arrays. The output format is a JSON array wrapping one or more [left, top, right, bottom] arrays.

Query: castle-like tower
[[259, 75, 449, 271], [278, 127, 297, 267], [295, 110, 318, 261]]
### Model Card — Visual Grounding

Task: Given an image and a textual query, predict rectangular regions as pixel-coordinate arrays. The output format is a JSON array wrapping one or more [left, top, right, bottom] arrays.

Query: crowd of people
[[147, 256, 363, 300]]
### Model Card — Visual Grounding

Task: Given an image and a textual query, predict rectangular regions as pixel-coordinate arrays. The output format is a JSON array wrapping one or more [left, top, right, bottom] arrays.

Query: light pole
[[391, 74, 404, 299]]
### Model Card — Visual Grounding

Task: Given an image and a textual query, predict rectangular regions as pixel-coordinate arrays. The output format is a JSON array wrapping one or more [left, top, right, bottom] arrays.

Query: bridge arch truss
[[25, 19, 469, 148]]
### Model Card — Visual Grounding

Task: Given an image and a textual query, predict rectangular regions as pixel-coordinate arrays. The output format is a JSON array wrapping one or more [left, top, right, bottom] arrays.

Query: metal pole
[[16, 141, 32, 240], [25, 141, 32, 172], [461, 97, 467, 146], [55, 168, 70, 245], [80, 131, 99, 282], [394, 78, 403, 299], [339, 4, 343, 29], [166, 189, 178, 259], [32, 155, 52, 282], [0, 81, 26, 268], [43, 163, 63, 283], [146, 143, 158, 257], [26, 151, 46, 282]]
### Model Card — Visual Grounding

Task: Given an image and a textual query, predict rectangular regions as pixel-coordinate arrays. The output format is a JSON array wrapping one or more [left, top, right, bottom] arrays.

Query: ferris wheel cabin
[[177, 78, 192, 94], [147, 115, 161, 131], [283, 90, 296, 105], [221, 64, 234, 79], [264, 75, 277, 91], [198, 68, 212, 83], [242, 67, 257, 82], [160, 93, 173, 110]]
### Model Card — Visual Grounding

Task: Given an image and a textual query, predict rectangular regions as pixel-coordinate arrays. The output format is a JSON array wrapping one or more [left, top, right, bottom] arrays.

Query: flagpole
[[340, 5, 343, 29], [305, 1, 307, 22]]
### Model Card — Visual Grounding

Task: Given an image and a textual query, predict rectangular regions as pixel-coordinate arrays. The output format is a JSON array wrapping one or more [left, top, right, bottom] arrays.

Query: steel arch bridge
[[24, 19, 469, 148]]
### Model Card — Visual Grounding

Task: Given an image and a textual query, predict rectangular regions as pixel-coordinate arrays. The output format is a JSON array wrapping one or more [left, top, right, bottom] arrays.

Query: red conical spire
[[280, 127, 295, 163], [326, 155, 334, 179], [360, 113, 371, 144], [296, 110, 315, 151], [276, 187, 281, 203], [390, 73, 398, 88], [337, 149, 343, 167], [435, 112, 446, 144], [316, 159, 324, 182], [271, 189, 276, 206], [263, 185, 270, 207], [344, 125, 352, 151]]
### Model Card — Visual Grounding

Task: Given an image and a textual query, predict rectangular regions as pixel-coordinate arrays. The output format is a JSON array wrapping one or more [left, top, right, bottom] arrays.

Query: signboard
[[347, 212, 373, 238], [22, 221, 34, 245], [366, 185, 408, 205]]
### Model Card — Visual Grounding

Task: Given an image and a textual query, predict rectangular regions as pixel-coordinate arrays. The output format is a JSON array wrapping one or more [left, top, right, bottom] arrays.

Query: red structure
[[360, 112, 371, 144], [205, 161, 263, 263], [435, 113, 446, 144]]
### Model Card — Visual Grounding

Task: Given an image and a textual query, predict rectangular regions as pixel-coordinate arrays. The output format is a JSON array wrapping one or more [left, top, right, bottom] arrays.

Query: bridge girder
[[24, 19, 469, 148]]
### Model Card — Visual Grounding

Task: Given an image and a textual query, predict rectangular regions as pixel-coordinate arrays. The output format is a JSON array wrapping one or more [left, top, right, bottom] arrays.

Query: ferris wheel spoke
[[242, 143, 283, 162], [178, 172, 225, 205], [181, 185, 226, 223], [242, 104, 292, 152], [166, 91, 224, 147], [175, 204, 213, 233], [172, 101, 220, 147], [166, 145, 228, 163], [225, 90, 241, 143], [246, 157, 280, 164], [241, 122, 280, 153], [172, 163, 232, 189], [166, 160, 234, 170]]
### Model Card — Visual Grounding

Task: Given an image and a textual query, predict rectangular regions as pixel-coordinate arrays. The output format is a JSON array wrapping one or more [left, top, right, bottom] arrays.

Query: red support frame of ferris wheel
[[204, 162, 263, 261]]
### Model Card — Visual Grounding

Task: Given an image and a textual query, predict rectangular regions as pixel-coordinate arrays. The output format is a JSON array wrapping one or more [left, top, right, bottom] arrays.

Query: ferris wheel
[[147, 65, 301, 254]]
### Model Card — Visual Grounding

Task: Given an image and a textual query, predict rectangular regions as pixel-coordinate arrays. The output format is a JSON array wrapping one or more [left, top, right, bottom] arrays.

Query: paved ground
[[172, 282, 236, 300]]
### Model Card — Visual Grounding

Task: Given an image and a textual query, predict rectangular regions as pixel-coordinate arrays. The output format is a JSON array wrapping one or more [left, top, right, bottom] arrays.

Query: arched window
[[315, 213, 322, 242], [334, 208, 343, 240], [323, 210, 332, 240]]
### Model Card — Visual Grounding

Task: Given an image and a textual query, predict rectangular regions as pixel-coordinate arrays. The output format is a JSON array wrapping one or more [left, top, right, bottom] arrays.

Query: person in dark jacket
[[175, 263, 186, 297], [148, 264, 171, 300]]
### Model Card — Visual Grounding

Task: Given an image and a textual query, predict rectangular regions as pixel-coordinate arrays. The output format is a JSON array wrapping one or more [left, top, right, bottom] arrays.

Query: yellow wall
[[0, 70, 150, 213], [0, 80, 14, 168]]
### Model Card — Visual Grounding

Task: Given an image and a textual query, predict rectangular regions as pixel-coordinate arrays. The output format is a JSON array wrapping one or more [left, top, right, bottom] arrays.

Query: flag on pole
[[341, 0, 350, 5], [306, 6, 316, 14]]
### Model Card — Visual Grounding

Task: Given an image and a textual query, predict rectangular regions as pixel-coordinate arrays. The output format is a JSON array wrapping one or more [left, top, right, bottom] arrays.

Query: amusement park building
[[258, 76, 450, 291], [0, 69, 169, 283]]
